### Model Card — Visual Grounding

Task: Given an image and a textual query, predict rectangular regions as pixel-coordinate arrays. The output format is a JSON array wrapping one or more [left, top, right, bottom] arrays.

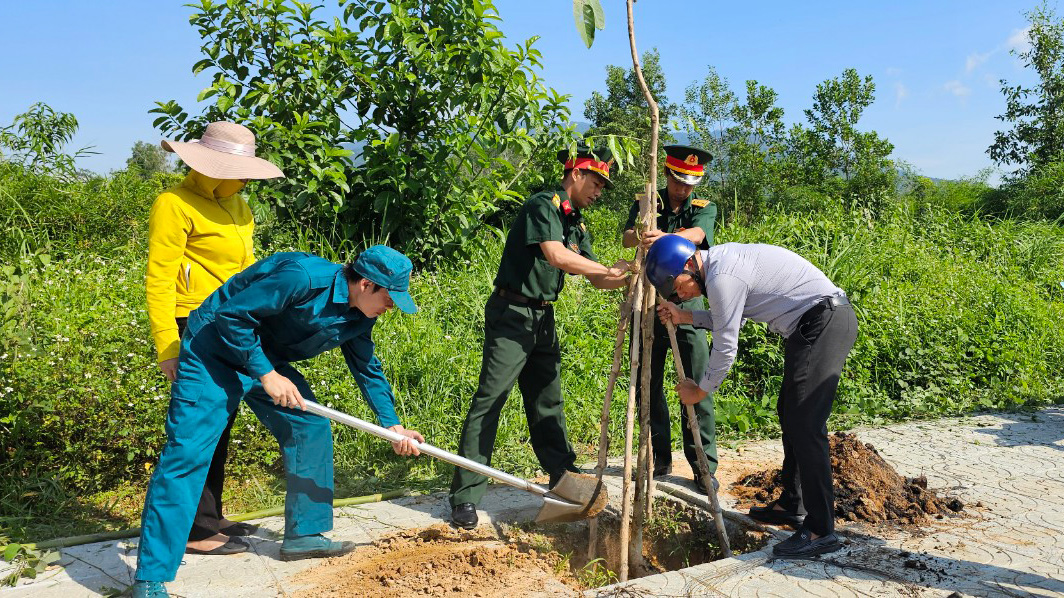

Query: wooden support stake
[[630, 271, 656, 574], [586, 275, 640, 562], [662, 315, 732, 557], [617, 276, 644, 583]]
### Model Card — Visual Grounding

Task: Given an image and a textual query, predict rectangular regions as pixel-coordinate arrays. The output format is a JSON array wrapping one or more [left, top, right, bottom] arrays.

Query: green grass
[[1, 167, 1063, 545]]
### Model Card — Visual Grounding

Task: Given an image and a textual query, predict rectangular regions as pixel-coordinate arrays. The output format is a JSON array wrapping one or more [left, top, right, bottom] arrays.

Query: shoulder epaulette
[[691, 199, 710, 208]]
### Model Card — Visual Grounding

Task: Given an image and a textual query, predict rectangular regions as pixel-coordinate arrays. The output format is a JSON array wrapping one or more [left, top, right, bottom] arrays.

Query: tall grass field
[[1, 165, 1062, 544]]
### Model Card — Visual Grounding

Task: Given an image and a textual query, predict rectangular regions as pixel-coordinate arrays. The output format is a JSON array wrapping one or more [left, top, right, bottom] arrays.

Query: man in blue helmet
[[646, 235, 858, 559], [131, 246, 425, 598]]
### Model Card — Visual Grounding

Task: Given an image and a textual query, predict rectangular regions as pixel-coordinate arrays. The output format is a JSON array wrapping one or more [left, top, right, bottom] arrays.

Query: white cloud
[[1007, 26, 1032, 53], [886, 67, 903, 77], [966, 51, 992, 73], [944, 80, 971, 98], [894, 82, 909, 107]]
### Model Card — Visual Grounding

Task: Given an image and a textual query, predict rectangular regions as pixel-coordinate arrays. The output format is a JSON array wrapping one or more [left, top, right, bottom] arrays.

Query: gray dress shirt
[[689, 243, 845, 393]]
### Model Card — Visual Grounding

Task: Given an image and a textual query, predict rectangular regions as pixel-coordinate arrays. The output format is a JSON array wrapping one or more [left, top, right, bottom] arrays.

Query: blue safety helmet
[[645, 234, 698, 299]]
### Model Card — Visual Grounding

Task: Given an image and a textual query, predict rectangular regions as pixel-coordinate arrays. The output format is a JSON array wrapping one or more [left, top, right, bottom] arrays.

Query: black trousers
[[774, 300, 858, 537], [175, 317, 239, 541]]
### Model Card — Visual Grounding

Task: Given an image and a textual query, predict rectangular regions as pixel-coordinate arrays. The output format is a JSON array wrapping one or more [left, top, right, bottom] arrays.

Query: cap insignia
[[685, 154, 699, 166]]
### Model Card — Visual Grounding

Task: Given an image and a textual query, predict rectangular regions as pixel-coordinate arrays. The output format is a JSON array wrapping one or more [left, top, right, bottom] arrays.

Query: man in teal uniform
[[449, 143, 633, 529], [132, 247, 424, 598], [622, 144, 718, 490]]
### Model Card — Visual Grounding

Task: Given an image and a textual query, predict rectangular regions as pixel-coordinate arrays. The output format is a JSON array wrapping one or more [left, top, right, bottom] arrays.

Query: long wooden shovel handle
[[302, 401, 573, 505], [660, 310, 733, 557]]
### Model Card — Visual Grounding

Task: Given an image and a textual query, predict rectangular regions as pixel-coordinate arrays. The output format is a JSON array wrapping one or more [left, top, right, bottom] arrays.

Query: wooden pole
[[618, 275, 644, 582], [586, 276, 640, 562], [630, 261, 656, 574], [626, 0, 661, 574], [661, 314, 732, 557]]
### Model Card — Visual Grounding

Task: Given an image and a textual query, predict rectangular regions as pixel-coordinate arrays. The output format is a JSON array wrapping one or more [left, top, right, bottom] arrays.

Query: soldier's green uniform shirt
[[451, 187, 590, 507], [625, 188, 720, 477], [494, 187, 595, 301], [625, 188, 717, 251]]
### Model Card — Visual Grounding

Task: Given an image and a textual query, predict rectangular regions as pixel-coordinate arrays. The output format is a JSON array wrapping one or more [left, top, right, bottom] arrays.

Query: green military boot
[[280, 533, 356, 561]]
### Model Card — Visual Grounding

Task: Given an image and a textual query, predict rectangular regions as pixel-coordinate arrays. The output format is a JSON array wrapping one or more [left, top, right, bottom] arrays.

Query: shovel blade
[[535, 472, 609, 523]]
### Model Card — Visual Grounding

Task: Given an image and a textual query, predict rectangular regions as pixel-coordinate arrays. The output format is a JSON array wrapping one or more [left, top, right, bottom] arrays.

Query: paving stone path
[[4, 408, 1064, 597]]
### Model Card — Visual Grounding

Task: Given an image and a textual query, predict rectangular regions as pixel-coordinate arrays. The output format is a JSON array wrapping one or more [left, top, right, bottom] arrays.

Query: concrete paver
[[5, 408, 1064, 596]]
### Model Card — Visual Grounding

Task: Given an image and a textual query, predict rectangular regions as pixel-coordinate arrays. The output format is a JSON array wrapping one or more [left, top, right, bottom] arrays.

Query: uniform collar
[[554, 186, 581, 218], [331, 269, 351, 306], [658, 187, 692, 213]]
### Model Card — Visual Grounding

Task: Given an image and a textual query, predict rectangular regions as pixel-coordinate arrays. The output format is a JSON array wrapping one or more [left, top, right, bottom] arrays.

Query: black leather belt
[[495, 287, 551, 308], [799, 294, 850, 326], [823, 294, 850, 309]]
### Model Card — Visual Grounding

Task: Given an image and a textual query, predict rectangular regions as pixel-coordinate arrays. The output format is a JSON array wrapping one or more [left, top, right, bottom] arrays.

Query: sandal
[[220, 521, 260, 536], [185, 537, 249, 555]]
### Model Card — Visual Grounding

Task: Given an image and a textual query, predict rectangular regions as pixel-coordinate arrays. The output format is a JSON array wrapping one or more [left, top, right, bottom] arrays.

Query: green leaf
[[3, 544, 21, 561], [572, 0, 598, 49]]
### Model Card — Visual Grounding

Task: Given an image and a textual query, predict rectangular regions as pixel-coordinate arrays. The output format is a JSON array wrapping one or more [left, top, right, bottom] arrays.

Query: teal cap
[[352, 245, 418, 314]]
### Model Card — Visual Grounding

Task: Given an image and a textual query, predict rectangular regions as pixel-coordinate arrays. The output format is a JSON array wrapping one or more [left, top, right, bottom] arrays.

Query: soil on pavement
[[732, 432, 966, 524], [292, 524, 579, 598]]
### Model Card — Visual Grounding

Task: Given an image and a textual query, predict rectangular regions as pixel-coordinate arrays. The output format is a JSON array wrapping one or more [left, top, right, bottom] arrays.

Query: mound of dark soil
[[732, 432, 964, 524]]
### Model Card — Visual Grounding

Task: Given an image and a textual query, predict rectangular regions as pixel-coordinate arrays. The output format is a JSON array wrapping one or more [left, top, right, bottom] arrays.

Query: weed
[[578, 557, 619, 587]]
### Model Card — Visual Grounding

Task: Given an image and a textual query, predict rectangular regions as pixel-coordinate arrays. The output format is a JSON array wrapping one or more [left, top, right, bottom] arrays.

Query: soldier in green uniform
[[622, 144, 719, 490], [449, 143, 633, 529]]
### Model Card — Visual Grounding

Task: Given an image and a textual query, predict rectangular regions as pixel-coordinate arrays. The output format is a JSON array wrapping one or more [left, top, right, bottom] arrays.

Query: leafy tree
[[681, 70, 788, 217], [790, 68, 894, 207], [126, 141, 173, 178], [680, 67, 737, 193], [728, 81, 788, 213], [583, 49, 672, 207], [151, 0, 573, 263], [0, 103, 95, 181], [989, 2, 1064, 176]]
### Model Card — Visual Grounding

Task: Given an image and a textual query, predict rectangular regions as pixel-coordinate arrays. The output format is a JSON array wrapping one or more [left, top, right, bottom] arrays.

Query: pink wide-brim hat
[[161, 121, 284, 180]]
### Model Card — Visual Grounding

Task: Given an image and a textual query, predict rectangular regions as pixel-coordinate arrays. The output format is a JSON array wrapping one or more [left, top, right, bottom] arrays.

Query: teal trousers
[[135, 324, 334, 582]]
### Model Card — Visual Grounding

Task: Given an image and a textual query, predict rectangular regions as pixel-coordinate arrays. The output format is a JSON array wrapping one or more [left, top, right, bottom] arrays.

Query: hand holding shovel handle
[[660, 308, 732, 557]]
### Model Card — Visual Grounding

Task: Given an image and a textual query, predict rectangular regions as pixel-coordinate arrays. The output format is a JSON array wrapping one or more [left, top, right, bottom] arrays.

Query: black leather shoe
[[749, 501, 805, 527], [450, 503, 478, 530], [772, 528, 841, 558], [692, 473, 720, 494]]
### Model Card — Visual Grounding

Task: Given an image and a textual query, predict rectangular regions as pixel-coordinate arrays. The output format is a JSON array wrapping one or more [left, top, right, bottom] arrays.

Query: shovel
[[302, 401, 608, 523]]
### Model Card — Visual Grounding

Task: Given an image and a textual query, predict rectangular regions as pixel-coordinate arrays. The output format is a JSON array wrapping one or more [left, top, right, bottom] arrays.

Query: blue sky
[[0, 1, 1038, 182]]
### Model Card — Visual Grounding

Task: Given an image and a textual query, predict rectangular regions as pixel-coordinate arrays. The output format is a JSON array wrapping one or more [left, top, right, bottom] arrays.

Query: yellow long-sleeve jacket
[[146, 171, 255, 362]]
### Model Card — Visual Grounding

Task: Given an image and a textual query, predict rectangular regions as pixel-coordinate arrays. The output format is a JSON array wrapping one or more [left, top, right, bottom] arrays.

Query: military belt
[[494, 287, 551, 308]]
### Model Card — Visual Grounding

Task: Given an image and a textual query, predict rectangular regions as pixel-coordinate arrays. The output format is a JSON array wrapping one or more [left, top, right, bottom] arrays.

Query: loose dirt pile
[[292, 525, 579, 598], [732, 432, 965, 524]]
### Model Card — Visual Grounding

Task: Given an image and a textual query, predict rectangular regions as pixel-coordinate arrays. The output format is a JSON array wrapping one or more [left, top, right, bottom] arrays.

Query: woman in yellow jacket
[[146, 121, 283, 555]]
